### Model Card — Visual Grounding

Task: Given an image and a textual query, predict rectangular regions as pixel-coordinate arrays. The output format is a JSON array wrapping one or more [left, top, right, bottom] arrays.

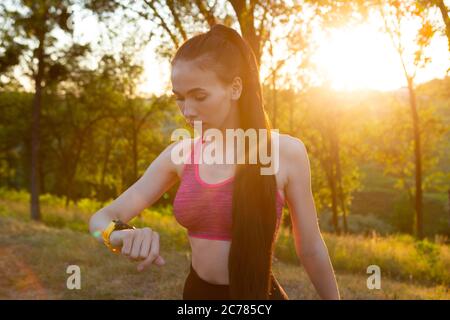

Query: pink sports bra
[[173, 137, 285, 241]]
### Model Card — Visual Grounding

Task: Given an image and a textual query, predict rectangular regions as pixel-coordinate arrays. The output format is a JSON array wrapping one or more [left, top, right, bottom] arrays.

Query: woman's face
[[171, 59, 242, 132]]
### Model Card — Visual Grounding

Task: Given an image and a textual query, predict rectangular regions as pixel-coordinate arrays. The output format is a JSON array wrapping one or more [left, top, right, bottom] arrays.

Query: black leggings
[[183, 262, 289, 300]]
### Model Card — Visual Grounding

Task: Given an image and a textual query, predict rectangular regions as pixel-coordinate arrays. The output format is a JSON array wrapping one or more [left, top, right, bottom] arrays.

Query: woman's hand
[[109, 227, 166, 272]]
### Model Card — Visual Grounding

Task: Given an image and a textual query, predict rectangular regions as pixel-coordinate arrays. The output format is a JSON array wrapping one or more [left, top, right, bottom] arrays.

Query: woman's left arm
[[283, 137, 340, 300]]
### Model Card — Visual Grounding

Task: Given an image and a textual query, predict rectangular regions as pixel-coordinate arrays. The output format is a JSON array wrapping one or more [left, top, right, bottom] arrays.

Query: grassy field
[[0, 187, 449, 300], [0, 214, 448, 300]]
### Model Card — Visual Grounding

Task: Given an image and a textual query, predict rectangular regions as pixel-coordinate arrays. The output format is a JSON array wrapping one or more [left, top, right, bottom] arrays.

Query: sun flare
[[312, 19, 449, 91]]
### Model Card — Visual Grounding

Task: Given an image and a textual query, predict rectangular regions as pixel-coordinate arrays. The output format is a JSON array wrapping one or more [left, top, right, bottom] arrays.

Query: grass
[[0, 216, 448, 300], [0, 188, 449, 299], [276, 228, 450, 286]]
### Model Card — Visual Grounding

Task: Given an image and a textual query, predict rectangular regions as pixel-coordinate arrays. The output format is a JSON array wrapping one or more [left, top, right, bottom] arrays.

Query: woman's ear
[[230, 76, 243, 101]]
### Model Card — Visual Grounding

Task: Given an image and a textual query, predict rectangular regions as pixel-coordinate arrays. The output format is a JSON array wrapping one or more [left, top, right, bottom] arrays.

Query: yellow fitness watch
[[102, 219, 135, 254]]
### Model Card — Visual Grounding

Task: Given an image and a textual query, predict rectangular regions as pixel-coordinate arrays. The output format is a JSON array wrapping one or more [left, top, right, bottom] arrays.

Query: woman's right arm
[[88, 139, 187, 271]]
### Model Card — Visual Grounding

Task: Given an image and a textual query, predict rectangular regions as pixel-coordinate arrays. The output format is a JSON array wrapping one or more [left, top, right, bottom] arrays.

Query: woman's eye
[[172, 94, 205, 102]]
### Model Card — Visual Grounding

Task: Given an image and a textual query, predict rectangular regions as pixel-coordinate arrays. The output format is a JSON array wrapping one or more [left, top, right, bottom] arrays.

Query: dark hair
[[171, 24, 278, 299]]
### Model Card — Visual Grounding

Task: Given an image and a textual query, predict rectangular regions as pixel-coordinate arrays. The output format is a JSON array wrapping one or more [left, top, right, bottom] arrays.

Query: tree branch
[[194, 0, 217, 27], [144, 0, 180, 48]]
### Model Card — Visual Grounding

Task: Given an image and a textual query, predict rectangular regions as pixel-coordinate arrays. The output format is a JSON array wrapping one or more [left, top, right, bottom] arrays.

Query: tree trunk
[[329, 133, 341, 235], [64, 136, 84, 207], [30, 32, 45, 221], [323, 140, 340, 235], [335, 138, 348, 234], [228, 0, 261, 64], [100, 137, 113, 202], [39, 150, 46, 194], [407, 77, 424, 239], [435, 0, 450, 53], [329, 171, 340, 235]]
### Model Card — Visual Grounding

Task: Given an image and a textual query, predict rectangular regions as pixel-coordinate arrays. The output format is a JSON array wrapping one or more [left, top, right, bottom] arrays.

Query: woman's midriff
[[177, 135, 287, 286], [189, 236, 232, 285], [185, 189, 286, 286]]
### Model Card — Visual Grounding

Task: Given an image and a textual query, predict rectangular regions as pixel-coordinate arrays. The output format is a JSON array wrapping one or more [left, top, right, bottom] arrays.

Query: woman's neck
[[204, 107, 240, 141], [201, 109, 241, 164]]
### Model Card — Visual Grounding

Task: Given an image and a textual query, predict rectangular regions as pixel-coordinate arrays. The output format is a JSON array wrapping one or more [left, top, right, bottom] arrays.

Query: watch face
[[113, 220, 133, 230]]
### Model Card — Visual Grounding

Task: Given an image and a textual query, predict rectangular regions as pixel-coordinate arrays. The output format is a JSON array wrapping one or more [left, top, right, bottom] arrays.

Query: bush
[[0, 187, 29, 202]]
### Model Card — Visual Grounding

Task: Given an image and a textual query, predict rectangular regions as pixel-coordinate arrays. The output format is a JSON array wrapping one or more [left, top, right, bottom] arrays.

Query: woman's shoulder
[[265, 131, 306, 186], [271, 131, 305, 156], [166, 137, 200, 179], [273, 131, 308, 175]]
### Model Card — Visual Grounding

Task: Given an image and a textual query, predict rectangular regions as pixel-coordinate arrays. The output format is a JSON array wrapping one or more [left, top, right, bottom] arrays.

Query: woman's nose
[[181, 105, 197, 120]]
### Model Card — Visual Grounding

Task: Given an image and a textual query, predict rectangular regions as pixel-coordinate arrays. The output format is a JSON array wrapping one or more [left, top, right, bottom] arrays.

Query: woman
[[89, 24, 340, 300]]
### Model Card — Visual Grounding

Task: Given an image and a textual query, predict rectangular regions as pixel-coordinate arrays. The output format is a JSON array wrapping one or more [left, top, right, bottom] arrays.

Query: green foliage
[[0, 187, 29, 202], [391, 192, 415, 233]]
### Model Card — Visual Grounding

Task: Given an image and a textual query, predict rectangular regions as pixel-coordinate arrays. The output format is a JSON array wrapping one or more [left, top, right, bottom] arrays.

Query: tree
[[377, 0, 440, 238], [0, 0, 148, 218], [418, 0, 450, 53], [297, 87, 367, 234], [0, 0, 93, 220], [108, 0, 312, 67], [368, 87, 449, 235]]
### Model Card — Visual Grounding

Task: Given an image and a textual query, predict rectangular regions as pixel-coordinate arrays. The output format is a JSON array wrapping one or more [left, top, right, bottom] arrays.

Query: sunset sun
[[312, 17, 448, 91]]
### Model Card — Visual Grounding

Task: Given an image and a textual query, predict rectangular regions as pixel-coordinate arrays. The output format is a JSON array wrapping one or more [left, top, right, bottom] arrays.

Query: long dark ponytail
[[171, 24, 278, 300]]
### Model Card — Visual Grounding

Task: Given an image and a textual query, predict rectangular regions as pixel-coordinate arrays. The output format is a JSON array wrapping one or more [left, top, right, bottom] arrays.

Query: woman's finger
[[137, 232, 163, 271], [139, 228, 152, 259], [130, 229, 144, 260], [121, 231, 134, 256]]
